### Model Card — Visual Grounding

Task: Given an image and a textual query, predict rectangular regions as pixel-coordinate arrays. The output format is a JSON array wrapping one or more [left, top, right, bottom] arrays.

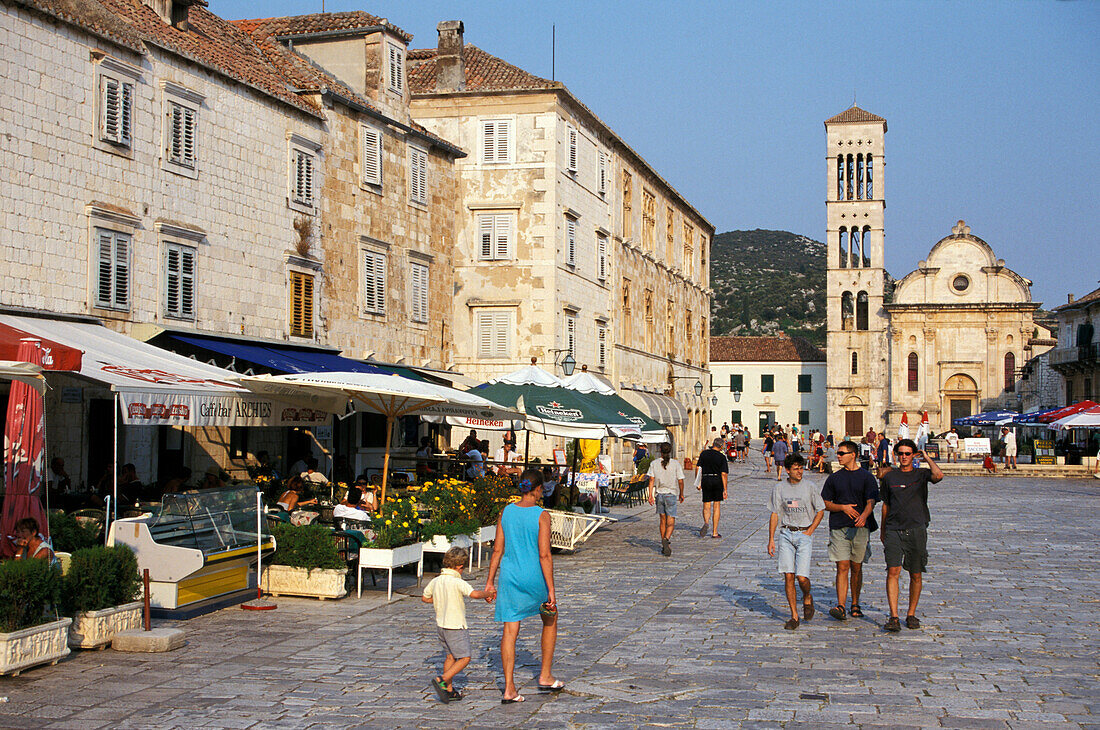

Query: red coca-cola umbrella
[[1, 338, 49, 557], [1036, 400, 1098, 423]]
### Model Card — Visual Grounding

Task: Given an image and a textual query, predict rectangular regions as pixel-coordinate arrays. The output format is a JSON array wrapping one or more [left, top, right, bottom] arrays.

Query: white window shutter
[[113, 233, 129, 307], [481, 121, 495, 164], [181, 106, 195, 166], [361, 126, 382, 185], [410, 263, 429, 323], [598, 151, 607, 194], [566, 316, 576, 356], [494, 312, 509, 356], [567, 127, 578, 172], [388, 44, 404, 93], [101, 77, 120, 143], [477, 312, 492, 356], [166, 245, 180, 315], [293, 150, 313, 206], [597, 233, 608, 280], [180, 246, 195, 317], [119, 82, 133, 146], [497, 121, 510, 163], [479, 214, 494, 259], [363, 250, 386, 314], [96, 230, 113, 307], [566, 218, 576, 266], [495, 213, 510, 259], [598, 326, 607, 367]]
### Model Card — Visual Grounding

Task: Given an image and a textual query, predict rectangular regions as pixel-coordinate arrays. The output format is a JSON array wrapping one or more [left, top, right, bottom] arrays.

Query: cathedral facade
[[824, 107, 1053, 437]]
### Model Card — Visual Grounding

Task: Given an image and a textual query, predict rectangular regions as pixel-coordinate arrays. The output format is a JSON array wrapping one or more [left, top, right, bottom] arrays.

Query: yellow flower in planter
[[402, 522, 408, 527], [385, 520, 392, 525]]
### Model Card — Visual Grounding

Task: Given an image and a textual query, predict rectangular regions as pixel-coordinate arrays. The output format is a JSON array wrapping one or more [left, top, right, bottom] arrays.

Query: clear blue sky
[[211, 0, 1099, 311]]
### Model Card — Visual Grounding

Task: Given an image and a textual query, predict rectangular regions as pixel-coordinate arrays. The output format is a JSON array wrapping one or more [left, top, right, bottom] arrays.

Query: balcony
[[1049, 342, 1099, 374]]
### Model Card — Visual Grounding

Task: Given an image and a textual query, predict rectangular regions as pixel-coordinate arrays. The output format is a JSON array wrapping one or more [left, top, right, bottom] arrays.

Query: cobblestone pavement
[[3, 455, 1098, 729]]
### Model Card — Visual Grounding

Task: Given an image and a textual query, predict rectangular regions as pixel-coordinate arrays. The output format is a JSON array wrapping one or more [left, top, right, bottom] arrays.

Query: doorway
[[758, 411, 774, 437], [950, 399, 972, 426], [157, 426, 186, 487], [88, 398, 117, 491], [844, 410, 864, 439]]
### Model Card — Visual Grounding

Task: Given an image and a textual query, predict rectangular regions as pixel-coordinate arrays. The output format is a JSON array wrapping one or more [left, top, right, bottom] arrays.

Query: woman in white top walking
[[647, 443, 685, 556]]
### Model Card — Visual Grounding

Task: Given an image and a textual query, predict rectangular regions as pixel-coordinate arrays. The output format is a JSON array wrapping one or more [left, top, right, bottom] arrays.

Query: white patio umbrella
[[1050, 405, 1100, 430], [0, 360, 46, 395], [238, 372, 523, 503]]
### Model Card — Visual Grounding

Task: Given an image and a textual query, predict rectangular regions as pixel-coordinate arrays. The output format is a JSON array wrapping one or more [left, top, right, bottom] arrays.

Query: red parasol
[[1, 338, 50, 557], [1037, 400, 1098, 423], [900, 412, 910, 425], [0, 323, 82, 371]]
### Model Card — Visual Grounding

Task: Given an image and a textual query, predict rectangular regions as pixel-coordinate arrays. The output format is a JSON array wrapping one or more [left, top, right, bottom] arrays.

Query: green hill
[[708, 229, 828, 346]]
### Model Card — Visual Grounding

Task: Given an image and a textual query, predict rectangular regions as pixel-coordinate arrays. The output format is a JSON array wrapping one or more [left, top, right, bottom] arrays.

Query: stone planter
[[261, 564, 347, 600], [68, 601, 143, 650], [358, 542, 423, 601], [0, 618, 71, 676]]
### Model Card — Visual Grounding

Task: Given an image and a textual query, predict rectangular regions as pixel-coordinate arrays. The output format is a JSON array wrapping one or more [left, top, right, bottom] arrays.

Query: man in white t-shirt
[[493, 442, 522, 478], [945, 428, 959, 463], [646, 443, 685, 557], [1002, 427, 1018, 470]]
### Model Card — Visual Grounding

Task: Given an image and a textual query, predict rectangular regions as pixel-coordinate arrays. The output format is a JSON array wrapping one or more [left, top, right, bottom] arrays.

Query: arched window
[[851, 351, 858, 375], [856, 154, 864, 200], [862, 225, 872, 267], [856, 291, 869, 330], [846, 155, 854, 200], [850, 228, 861, 268], [866, 155, 873, 198], [838, 227, 848, 268], [836, 155, 844, 200], [907, 352, 919, 392], [841, 291, 854, 331], [1004, 352, 1016, 393]]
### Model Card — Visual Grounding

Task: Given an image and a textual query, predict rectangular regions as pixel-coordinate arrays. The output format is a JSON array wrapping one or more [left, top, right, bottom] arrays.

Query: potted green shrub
[[48, 512, 101, 553], [0, 559, 68, 675], [262, 523, 347, 600], [63, 545, 142, 650], [468, 474, 513, 565], [358, 496, 423, 601]]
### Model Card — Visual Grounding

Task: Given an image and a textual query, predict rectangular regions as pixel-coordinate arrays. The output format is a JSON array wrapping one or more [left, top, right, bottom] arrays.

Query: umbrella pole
[[112, 392, 119, 526], [380, 416, 394, 506], [523, 430, 530, 473], [568, 437, 580, 504]]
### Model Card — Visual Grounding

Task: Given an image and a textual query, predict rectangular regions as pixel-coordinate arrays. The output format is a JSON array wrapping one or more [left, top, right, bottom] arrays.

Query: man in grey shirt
[[767, 453, 826, 630]]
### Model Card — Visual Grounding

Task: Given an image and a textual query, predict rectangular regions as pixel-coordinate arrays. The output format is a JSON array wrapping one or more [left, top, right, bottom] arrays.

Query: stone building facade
[[709, 336, 827, 437], [407, 23, 713, 457], [1050, 285, 1100, 405], [824, 106, 1052, 437]]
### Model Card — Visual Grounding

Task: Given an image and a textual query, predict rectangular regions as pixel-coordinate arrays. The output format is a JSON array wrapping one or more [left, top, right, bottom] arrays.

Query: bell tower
[[824, 105, 889, 438]]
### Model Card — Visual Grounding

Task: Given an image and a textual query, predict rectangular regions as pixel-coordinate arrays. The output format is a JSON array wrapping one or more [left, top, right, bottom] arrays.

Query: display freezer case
[[108, 486, 275, 611]]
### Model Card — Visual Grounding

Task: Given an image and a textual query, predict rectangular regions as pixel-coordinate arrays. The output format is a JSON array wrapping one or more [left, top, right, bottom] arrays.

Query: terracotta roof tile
[[825, 105, 887, 125], [710, 335, 825, 363], [237, 19, 462, 155], [408, 45, 559, 93], [233, 11, 411, 43], [15, 0, 324, 117], [1053, 285, 1100, 311]]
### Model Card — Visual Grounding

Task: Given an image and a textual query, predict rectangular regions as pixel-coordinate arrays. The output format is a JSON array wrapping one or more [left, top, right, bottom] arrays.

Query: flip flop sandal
[[537, 680, 565, 692], [828, 604, 847, 621], [432, 677, 452, 703], [501, 694, 526, 704], [849, 604, 864, 618]]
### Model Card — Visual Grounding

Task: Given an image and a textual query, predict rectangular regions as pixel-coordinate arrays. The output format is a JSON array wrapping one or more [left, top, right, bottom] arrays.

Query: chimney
[[141, 0, 203, 31], [1068, 294, 1075, 304], [435, 20, 465, 91]]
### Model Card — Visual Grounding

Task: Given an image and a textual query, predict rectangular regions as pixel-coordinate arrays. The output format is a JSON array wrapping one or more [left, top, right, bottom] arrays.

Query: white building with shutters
[[407, 22, 714, 457]]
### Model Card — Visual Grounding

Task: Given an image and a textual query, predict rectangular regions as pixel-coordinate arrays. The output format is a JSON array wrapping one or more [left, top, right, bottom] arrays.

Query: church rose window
[[952, 275, 970, 292]]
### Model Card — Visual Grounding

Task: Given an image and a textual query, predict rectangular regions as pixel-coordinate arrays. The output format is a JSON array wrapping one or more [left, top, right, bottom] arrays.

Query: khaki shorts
[[828, 527, 871, 564]]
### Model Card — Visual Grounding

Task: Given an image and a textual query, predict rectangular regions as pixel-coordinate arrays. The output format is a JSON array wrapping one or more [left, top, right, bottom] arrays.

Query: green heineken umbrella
[[560, 369, 670, 443]]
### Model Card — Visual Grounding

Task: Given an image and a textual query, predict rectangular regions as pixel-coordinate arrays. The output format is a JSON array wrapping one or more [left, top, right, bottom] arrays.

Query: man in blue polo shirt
[[820, 440, 879, 621]]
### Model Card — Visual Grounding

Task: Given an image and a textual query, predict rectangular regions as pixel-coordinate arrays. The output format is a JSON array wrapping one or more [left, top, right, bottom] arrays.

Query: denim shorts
[[655, 492, 678, 517], [777, 528, 813, 577]]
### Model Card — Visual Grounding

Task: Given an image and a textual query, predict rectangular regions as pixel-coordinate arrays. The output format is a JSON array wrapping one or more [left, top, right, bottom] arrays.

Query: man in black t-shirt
[[820, 441, 879, 621], [695, 438, 729, 539], [879, 438, 943, 632]]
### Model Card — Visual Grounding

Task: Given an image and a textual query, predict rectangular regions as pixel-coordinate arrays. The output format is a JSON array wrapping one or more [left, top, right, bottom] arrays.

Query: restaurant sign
[[119, 392, 331, 427]]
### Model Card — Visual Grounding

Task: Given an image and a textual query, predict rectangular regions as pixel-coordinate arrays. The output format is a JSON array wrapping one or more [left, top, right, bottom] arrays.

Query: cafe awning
[[0, 315, 331, 427], [162, 332, 420, 378], [621, 388, 689, 427]]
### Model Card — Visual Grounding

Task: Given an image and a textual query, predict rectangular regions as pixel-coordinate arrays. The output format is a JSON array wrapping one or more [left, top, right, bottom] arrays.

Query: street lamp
[[711, 395, 718, 406], [693, 380, 703, 397], [733, 390, 741, 402], [561, 353, 576, 376]]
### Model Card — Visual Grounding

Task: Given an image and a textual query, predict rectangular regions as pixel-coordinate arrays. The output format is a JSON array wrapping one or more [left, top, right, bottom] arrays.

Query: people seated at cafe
[[253, 450, 281, 480], [275, 476, 317, 512], [163, 466, 192, 493], [300, 457, 328, 486], [13, 518, 56, 565], [458, 429, 480, 456], [200, 465, 227, 490], [48, 457, 72, 493], [94, 463, 143, 508], [494, 442, 522, 478], [332, 455, 354, 486], [464, 442, 485, 480], [416, 436, 438, 482], [333, 486, 373, 522], [540, 466, 560, 508]]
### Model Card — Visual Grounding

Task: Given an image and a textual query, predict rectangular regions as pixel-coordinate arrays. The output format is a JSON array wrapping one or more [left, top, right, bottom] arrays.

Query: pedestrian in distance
[[771, 432, 790, 481], [821, 440, 879, 622], [763, 432, 774, 472], [484, 469, 562, 703], [767, 453, 826, 630], [647, 442, 685, 556], [880, 439, 943, 632], [945, 427, 959, 463], [1002, 427, 1018, 470], [696, 437, 729, 539], [422, 547, 493, 702]]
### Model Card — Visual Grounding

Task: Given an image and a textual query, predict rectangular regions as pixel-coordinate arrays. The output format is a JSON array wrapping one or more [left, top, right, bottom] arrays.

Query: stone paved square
[[2, 457, 1097, 728]]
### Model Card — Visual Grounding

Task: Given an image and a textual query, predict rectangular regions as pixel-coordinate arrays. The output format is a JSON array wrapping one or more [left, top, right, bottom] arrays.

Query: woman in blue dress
[[485, 469, 562, 703]]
